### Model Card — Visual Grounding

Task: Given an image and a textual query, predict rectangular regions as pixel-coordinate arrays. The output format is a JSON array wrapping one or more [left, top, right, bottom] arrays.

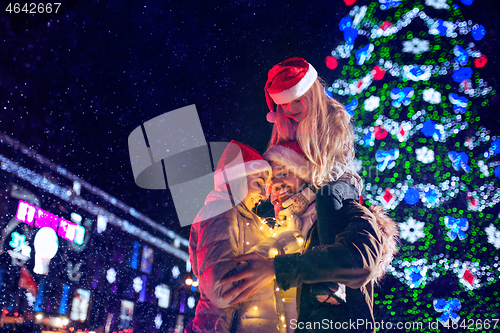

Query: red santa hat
[[263, 141, 311, 183], [265, 57, 318, 123], [214, 140, 271, 190]]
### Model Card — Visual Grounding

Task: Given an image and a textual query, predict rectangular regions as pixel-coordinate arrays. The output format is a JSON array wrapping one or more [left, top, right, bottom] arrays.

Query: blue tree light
[[404, 187, 420, 205], [471, 24, 486, 40], [452, 67, 473, 83]]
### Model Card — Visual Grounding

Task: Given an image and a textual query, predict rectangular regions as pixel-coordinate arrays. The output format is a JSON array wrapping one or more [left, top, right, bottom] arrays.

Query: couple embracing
[[186, 57, 399, 333]]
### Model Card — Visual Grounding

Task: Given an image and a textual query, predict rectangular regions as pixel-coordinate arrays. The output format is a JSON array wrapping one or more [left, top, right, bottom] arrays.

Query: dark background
[[1, 0, 499, 239]]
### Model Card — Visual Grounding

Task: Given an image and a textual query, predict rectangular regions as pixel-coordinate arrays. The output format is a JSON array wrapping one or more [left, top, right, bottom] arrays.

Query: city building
[[0, 133, 197, 332]]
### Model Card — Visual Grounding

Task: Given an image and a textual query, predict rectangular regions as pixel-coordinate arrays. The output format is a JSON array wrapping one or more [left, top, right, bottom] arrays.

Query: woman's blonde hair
[[268, 78, 355, 190]]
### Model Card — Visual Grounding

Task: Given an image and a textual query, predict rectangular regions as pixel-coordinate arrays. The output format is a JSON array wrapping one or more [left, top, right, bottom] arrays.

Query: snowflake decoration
[[416, 146, 435, 164], [133, 276, 143, 293], [155, 314, 163, 329], [187, 296, 196, 309], [425, 0, 449, 9], [106, 268, 117, 284], [402, 38, 430, 54], [400, 217, 425, 243], [485, 224, 500, 249], [364, 95, 380, 112], [172, 265, 180, 278], [422, 88, 441, 104], [155, 284, 169, 299], [26, 292, 36, 307]]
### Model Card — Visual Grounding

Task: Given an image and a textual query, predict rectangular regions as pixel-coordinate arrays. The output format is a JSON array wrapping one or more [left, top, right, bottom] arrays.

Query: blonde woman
[[219, 59, 399, 332]]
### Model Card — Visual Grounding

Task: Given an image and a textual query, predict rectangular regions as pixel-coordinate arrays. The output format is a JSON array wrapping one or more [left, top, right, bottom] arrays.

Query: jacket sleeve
[[193, 204, 242, 309], [274, 200, 383, 291]]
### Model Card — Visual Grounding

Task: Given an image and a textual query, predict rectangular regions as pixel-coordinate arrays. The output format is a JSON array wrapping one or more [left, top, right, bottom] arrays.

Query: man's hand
[[316, 295, 341, 305], [219, 253, 276, 306]]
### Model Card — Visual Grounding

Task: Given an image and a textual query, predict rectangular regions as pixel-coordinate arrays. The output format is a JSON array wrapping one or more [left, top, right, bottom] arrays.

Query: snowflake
[[172, 265, 180, 278], [187, 296, 196, 309], [400, 217, 425, 243], [155, 284, 171, 308], [106, 268, 116, 284], [364, 95, 380, 111], [402, 38, 430, 54], [26, 292, 36, 307], [415, 146, 435, 164], [485, 224, 500, 249], [422, 88, 441, 104], [155, 284, 170, 299], [425, 0, 449, 10], [155, 314, 163, 329], [133, 276, 143, 292]]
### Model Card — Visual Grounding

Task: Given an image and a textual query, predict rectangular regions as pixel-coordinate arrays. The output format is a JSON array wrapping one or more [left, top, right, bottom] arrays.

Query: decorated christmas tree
[[325, 0, 499, 330]]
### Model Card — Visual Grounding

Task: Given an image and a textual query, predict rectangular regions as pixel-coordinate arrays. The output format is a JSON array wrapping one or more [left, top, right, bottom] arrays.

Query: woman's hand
[[219, 253, 276, 306], [277, 207, 302, 231]]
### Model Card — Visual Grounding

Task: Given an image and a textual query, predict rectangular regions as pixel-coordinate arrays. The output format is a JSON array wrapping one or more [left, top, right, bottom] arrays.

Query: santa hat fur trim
[[214, 141, 271, 189], [263, 142, 311, 183], [268, 63, 317, 106]]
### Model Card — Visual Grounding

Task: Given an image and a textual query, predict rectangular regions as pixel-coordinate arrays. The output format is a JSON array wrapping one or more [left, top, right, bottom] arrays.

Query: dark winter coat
[[274, 183, 384, 333]]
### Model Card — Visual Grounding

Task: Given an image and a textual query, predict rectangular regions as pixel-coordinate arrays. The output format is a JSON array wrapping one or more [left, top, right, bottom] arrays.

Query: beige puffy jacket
[[188, 190, 303, 333]]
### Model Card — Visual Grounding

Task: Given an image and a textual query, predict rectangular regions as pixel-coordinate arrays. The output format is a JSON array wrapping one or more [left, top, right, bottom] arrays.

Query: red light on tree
[[343, 0, 357, 5], [374, 126, 389, 140], [474, 55, 488, 68], [371, 66, 386, 81], [325, 56, 338, 69], [380, 21, 393, 31]]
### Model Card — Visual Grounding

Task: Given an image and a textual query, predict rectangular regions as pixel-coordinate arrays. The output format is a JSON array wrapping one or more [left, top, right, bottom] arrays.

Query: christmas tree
[[325, 0, 499, 329]]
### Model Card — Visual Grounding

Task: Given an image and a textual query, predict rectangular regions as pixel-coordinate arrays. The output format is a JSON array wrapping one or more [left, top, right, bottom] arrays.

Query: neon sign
[[15, 200, 85, 245]]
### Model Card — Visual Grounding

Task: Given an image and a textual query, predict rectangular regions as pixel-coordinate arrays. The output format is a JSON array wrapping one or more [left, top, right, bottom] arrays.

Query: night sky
[[1, 0, 499, 240]]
